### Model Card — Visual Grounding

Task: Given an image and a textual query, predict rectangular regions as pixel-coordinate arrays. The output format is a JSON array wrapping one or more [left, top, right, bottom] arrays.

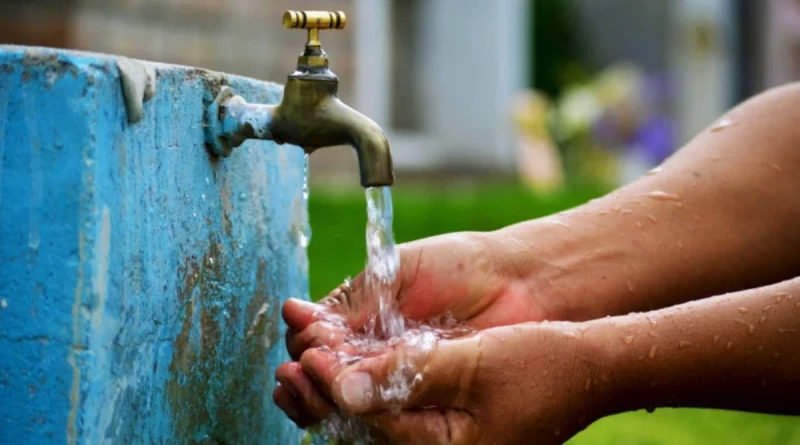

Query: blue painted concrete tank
[[0, 45, 305, 444]]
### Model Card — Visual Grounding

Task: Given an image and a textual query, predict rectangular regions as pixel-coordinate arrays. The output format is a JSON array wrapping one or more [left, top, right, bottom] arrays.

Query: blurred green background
[[307, 181, 800, 445]]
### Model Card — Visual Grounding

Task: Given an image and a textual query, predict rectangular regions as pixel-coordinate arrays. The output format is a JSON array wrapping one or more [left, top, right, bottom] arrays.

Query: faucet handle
[[283, 10, 346, 73], [283, 10, 346, 30]]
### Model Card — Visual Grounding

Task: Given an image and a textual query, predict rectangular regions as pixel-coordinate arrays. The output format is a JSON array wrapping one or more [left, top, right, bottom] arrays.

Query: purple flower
[[630, 115, 674, 164]]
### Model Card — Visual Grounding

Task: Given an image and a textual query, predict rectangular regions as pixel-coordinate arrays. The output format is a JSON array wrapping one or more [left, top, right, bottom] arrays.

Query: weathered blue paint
[[0, 45, 306, 445]]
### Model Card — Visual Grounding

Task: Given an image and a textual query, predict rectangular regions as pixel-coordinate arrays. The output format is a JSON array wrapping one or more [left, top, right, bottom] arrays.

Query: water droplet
[[677, 240, 683, 248], [778, 328, 797, 334], [563, 332, 579, 340], [208, 257, 214, 266], [622, 335, 635, 345], [205, 177, 210, 185], [749, 325, 756, 334], [649, 345, 659, 359], [679, 340, 692, 348], [711, 155, 720, 161], [192, 212, 197, 218], [585, 378, 592, 391], [627, 281, 635, 292], [734, 318, 748, 327], [201, 193, 206, 201], [726, 341, 733, 350], [763, 305, 773, 312], [693, 215, 701, 221], [738, 307, 749, 314], [598, 210, 609, 216], [759, 316, 767, 324], [648, 331, 659, 338], [769, 164, 781, 172], [622, 209, 633, 215], [612, 207, 621, 213], [646, 316, 656, 327], [796, 302, 800, 308], [710, 117, 735, 132], [648, 214, 658, 223], [0, 299, 6, 309], [787, 294, 794, 300], [636, 221, 643, 229], [647, 167, 663, 176], [713, 335, 720, 343], [648, 191, 682, 202]]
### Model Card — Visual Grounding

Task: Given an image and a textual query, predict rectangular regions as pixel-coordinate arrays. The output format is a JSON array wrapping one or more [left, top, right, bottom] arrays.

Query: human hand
[[297, 321, 611, 445], [283, 231, 552, 360], [274, 231, 555, 428]]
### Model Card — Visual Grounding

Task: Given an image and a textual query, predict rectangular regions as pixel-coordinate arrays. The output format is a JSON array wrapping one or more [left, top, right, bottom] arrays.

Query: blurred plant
[[541, 62, 674, 187], [510, 90, 565, 195]]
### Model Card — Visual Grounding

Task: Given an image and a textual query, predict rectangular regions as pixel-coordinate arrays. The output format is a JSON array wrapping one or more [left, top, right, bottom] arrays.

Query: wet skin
[[275, 82, 800, 443]]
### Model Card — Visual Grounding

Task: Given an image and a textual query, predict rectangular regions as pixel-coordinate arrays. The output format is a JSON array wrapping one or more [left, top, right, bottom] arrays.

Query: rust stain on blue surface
[[0, 45, 305, 445]]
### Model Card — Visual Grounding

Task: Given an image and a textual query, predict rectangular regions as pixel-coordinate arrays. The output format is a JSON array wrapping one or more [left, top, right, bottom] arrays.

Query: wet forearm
[[499, 83, 800, 321], [594, 277, 800, 416]]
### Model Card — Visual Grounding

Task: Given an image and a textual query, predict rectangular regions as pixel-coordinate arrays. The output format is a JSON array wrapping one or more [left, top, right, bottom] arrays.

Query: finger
[[317, 273, 374, 328], [365, 409, 480, 445], [282, 298, 337, 332], [305, 334, 481, 414], [299, 347, 348, 403], [273, 384, 317, 427], [317, 244, 422, 328], [276, 362, 335, 421], [286, 320, 351, 361]]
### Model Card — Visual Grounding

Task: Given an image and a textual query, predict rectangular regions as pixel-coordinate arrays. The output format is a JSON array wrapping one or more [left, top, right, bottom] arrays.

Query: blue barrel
[[0, 45, 305, 444]]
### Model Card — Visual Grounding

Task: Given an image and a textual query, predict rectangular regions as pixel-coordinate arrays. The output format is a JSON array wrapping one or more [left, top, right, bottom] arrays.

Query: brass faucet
[[205, 10, 394, 187]]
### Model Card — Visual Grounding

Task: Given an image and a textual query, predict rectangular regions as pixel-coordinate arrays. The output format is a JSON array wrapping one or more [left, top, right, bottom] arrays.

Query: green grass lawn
[[306, 180, 800, 445]]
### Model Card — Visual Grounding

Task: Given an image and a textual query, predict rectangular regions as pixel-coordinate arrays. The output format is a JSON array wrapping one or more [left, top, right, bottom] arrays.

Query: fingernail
[[337, 372, 373, 410]]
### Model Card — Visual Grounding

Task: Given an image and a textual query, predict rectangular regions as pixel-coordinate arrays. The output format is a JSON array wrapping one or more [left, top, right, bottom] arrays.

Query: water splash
[[311, 186, 474, 443]]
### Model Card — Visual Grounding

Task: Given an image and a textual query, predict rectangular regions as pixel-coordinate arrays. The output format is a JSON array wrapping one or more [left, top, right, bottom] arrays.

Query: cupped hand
[[284, 231, 551, 359], [274, 231, 553, 428], [298, 321, 611, 445]]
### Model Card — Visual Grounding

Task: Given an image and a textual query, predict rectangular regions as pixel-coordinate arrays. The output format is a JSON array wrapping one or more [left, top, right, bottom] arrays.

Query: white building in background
[[352, 0, 530, 175]]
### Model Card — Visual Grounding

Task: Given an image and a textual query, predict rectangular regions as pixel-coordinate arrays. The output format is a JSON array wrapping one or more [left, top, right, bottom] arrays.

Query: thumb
[[329, 334, 481, 415]]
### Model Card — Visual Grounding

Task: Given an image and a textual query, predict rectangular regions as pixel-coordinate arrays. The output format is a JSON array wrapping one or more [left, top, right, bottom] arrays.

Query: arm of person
[[294, 278, 799, 444], [499, 82, 800, 321], [596, 276, 800, 416]]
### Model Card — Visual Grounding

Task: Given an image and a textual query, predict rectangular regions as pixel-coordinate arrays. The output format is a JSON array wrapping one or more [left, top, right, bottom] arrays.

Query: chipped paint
[[1, 46, 305, 445], [67, 230, 85, 445], [91, 207, 111, 329]]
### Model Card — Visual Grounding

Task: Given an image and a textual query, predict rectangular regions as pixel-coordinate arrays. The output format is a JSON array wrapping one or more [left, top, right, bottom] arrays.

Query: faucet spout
[[316, 98, 394, 188], [203, 9, 394, 188]]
